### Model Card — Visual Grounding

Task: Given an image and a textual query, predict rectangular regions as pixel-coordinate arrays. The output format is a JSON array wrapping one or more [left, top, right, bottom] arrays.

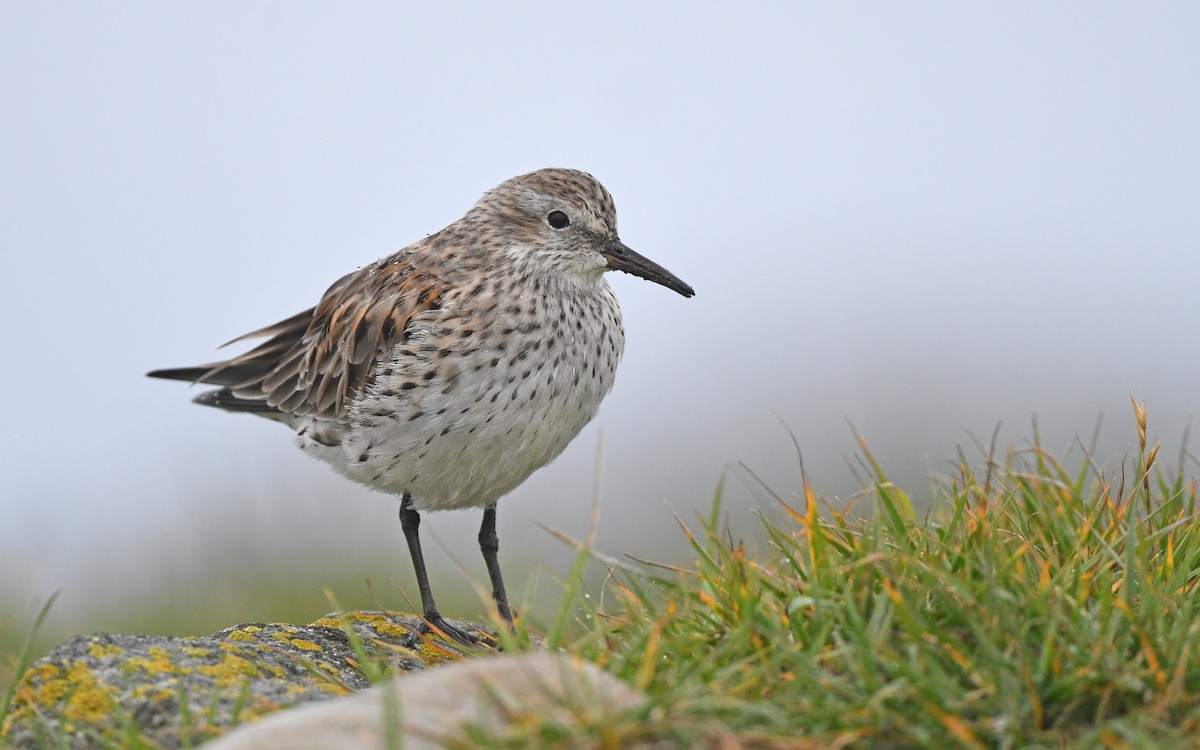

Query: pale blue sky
[[2, 2, 1198, 630]]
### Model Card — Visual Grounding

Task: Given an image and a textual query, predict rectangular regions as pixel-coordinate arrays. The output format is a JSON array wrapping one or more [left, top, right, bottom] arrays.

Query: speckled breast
[[337, 281, 626, 511]]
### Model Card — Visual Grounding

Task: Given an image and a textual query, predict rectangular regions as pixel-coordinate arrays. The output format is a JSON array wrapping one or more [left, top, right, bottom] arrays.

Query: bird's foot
[[417, 611, 497, 649]]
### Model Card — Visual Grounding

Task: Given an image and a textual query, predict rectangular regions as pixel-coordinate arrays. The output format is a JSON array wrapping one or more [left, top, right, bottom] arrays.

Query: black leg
[[478, 504, 513, 624], [399, 493, 438, 620], [399, 493, 478, 645]]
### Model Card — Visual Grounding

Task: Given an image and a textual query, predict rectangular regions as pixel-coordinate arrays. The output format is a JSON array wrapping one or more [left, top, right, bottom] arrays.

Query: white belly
[[297, 283, 625, 511]]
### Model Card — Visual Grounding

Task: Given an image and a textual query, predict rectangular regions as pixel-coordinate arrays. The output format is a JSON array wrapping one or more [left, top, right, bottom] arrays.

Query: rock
[[204, 652, 646, 750], [1, 611, 487, 749]]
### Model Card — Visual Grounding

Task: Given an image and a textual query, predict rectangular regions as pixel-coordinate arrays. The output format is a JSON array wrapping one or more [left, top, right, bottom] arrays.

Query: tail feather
[[146, 306, 317, 416], [146, 355, 287, 389], [146, 365, 215, 383], [192, 388, 282, 415]]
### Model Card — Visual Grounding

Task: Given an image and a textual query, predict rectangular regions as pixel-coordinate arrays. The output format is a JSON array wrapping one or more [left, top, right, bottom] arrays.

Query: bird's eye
[[546, 210, 570, 229]]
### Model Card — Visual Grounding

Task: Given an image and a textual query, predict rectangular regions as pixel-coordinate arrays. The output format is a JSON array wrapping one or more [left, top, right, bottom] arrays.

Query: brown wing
[[148, 257, 448, 420]]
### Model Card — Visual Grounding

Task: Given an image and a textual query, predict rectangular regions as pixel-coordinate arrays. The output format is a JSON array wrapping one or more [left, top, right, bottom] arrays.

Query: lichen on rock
[[1, 611, 482, 749]]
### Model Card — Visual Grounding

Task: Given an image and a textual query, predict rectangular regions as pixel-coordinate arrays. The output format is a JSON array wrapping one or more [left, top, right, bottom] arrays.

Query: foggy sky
[[2, 3, 1198, 631]]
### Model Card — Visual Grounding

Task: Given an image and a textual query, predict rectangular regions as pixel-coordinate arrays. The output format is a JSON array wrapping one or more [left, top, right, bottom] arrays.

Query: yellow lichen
[[218, 643, 257, 657], [371, 621, 414, 639], [87, 642, 123, 660], [316, 611, 380, 629], [124, 646, 189, 677], [226, 625, 263, 643], [28, 662, 61, 682], [287, 638, 323, 652], [62, 661, 119, 725], [412, 639, 459, 665], [130, 683, 174, 704], [10, 662, 66, 710], [36, 677, 70, 706], [65, 661, 92, 683], [197, 653, 260, 685]]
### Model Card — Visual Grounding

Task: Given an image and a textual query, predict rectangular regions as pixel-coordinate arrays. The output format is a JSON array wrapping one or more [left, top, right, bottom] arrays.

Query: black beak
[[603, 239, 695, 298]]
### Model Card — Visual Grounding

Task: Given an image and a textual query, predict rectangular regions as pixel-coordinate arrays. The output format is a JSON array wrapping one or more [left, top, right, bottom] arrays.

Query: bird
[[148, 168, 694, 644]]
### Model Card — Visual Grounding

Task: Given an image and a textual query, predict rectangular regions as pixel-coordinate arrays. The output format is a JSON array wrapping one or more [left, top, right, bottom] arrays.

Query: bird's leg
[[478, 504, 514, 625], [398, 494, 479, 645]]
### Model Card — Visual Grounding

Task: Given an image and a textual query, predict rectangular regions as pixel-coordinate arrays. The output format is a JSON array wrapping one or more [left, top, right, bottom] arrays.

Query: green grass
[[6, 401, 1200, 748], [476, 403, 1200, 748]]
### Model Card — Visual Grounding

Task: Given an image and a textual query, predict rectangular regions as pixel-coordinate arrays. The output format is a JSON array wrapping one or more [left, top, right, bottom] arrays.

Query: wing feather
[[148, 255, 454, 420]]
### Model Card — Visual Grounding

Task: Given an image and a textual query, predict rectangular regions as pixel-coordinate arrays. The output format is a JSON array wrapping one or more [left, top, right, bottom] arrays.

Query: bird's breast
[[331, 284, 626, 510]]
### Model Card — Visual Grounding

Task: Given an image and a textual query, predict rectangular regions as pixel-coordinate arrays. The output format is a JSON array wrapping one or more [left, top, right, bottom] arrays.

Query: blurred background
[[2, 2, 1198, 672]]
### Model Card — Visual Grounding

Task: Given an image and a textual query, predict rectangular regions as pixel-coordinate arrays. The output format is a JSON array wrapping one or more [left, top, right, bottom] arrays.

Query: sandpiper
[[148, 168, 694, 643]]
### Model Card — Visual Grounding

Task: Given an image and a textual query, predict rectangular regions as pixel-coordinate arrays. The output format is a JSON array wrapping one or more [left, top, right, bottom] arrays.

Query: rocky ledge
[[1, 611, 643, 749]]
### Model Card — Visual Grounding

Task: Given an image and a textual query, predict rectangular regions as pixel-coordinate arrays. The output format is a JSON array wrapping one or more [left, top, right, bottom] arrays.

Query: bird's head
[[467, 168, 695, 298]]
